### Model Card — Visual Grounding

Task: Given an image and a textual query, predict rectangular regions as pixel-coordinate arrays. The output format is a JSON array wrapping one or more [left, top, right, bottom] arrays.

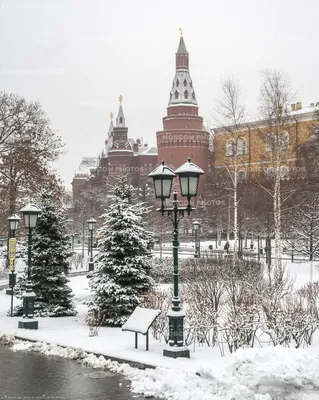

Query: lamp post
[[87, 218, 96, 271], [193, 220, 200, 258], [18, 203, 41, 330], [7, 214, 21, 314], [149, 157, 204, 359]]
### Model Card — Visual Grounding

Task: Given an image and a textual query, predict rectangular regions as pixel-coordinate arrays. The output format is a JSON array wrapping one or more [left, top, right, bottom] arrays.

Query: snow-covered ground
[[1, 262, 319, 399]]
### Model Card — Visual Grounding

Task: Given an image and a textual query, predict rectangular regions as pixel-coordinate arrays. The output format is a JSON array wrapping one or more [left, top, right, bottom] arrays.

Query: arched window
[[119, 117, 123, 124], [176, 79, 179, 87], [175, 90, 179, 100], [280, 132, 289, 152], [266, 133, 276, 152], [184, 90, 189, 99], [237, 138, 246, 156], [226, 140, 235, 156], [183, 79, 187, 87]]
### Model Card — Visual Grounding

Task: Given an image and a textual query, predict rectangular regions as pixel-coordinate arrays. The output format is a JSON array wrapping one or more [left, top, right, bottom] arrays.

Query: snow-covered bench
[[122, 306, 161, 351]]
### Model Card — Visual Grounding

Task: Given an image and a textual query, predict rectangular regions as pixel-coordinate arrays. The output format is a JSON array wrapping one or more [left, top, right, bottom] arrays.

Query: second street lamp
[[18, 203, 41, 330], [7, 214, 21, 314], [193, 220, 200, 258], [149, 157, 204, 359], [87, 218, 96, 271]]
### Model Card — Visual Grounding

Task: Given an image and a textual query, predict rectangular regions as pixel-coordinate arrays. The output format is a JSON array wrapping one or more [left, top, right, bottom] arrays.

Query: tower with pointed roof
[[156, 31, 209, 195]]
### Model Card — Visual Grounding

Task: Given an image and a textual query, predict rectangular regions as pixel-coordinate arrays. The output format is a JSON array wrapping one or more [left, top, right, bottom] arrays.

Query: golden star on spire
[[179, 28, 183, 37], [110, 112, 114, 121], [119, 95, 123, 104]]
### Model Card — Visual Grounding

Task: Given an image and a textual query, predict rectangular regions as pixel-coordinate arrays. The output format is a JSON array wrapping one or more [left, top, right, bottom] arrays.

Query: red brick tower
[[156, 31, 209, 195]]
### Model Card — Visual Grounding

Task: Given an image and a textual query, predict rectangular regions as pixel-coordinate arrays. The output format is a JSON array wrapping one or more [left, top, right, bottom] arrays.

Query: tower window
[[176, 79, 179, 87], [120, 117, 123, 123], [183, 79, 187, 87], [175, 90, 179, 99], [190, 81, 193, 88], [184, 90, 189, 99], [192, 92, 195, 99]]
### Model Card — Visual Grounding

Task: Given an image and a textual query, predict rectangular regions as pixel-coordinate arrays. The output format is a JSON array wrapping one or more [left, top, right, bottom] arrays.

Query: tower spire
[[168, 32, 197, 106], [108, 112, 114, 136], [116, 95, 126, 127]]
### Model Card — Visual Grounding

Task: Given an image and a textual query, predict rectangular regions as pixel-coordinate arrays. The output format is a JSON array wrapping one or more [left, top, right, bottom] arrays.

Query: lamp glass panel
[[162, 179, 173, 198], [179, 176, 189, 197], [88, 221, 95, 231], [29, 213, 38, 229], [24, 214, 30, 228], [154, 179, 163, 198], [189, 176, 199, 196], [9, 219, 18, 231]]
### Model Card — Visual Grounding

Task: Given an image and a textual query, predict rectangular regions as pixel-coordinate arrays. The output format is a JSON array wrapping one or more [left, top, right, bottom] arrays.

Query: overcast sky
[[1, 0, 318, 187]]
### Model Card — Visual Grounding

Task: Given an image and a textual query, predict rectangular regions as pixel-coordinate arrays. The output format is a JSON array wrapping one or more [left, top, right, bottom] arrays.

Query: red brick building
[[72, 102, 158, 201]]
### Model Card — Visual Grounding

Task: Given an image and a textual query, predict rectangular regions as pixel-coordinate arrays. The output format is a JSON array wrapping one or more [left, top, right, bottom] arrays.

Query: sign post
[[8, 238, 17, 317]]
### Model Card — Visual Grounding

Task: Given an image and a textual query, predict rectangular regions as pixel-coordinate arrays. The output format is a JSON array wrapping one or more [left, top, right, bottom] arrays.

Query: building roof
[[75, 157, 99, 176], [213, 104, 319, 134], [137, 146, 158, 156], [116, 104, 126, 127], [177, 36, 187, 53]]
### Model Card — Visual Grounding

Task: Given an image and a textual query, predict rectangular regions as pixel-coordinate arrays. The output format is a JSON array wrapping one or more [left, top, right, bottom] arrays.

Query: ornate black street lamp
[[193, 220, 200, 258], [149, 157, 204, 358], [87, 218, 96, 271], [18, 203, 41, 330], [7, 214, 21, 315]]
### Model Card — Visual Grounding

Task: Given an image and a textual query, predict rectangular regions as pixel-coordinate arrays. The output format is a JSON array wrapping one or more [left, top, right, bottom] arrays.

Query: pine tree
[[12, 192, 76, 317], [85, 174, 154, 326]]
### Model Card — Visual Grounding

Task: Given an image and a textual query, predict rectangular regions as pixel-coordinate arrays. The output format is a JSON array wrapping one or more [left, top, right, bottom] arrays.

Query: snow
[[122, 306, 161, 334], [1, 264, 319, 399]]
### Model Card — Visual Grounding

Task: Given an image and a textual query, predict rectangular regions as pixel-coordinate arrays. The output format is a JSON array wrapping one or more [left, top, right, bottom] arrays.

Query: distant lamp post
[[18, 203, 41, 330], [87, 218, 96, 271], [193, 220, 200, 258], [7, 214, 21, 315], [149, 157, 204, 359], [8, 214, 20, 236]]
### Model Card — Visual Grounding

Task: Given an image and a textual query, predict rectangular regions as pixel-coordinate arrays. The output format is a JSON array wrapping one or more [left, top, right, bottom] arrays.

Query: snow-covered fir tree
[[85, 174, 154, 326], [13, 192, 76, 317]]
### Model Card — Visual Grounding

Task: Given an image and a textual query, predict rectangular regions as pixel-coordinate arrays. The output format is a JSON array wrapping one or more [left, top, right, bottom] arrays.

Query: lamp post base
[[88, 261, 94, 271], [163, 347, 190, 359], [18, 319, 38, 330]]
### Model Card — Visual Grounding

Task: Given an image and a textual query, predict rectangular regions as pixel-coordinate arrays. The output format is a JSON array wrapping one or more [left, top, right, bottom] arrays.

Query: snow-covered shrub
[[69, 252, 85, 271], [259, 295, 317, 348], [220, 303, 261, 354], [297, 281, 319, 321], [85, 308, 105, 337], [142, 287, 172, 343], [150, 257, 173, 283]]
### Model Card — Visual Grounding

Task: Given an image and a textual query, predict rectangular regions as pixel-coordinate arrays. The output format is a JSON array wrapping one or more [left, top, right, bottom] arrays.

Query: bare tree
[[256, 69, 296, 274], [214, 75, 246, 259]]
